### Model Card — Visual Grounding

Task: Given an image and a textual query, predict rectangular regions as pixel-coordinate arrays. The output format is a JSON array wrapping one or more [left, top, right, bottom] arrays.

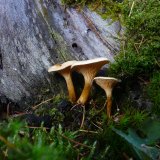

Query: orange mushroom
[[94, 77, 121, 118], [48, 61, 77, 103], [71, 58, 110, 105]]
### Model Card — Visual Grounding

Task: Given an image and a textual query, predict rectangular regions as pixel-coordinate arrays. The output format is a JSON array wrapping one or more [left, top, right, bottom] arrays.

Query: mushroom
[[48, 61, 77, 103], [94, 77, 121, 118], [71, 58, 110, 105]]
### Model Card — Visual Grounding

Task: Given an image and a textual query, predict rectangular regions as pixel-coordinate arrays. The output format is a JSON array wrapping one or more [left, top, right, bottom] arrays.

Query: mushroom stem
[[105, 89, 113, 118], [106, 96, 112, 118], [77, 77, 93, 105], [80, 105, 86, 129], [77, 82, 92, 105], [63, 73, 76, 103]]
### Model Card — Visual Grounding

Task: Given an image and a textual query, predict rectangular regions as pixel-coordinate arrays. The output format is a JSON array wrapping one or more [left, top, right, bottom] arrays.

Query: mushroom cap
[[48, 61, 77, 72], [94, 77, 121, 89], [71, 57, 110, 72]]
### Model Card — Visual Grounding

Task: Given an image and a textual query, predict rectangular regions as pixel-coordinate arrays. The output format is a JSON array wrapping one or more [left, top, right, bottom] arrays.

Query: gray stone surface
[[0, 0, 121, 106]]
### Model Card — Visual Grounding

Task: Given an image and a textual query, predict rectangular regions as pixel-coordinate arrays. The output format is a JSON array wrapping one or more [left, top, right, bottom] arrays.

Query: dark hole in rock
[[87, 28, 91, 33], [63, 17, 67, 21], [72, 43, 83, 53], [16, 46, 20, 53], [72, 43, 78, 48]]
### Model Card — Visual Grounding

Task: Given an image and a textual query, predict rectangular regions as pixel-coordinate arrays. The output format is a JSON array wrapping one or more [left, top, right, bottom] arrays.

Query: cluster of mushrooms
[[48, 57, 121, 118]]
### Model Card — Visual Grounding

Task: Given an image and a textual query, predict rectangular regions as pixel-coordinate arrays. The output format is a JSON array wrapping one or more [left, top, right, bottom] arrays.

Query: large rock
[[0, 0, 121, 107]]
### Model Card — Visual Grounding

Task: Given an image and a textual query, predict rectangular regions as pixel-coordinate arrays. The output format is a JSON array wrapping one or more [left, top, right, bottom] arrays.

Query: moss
[[146, 72, 160, 115], [107, 0, 160, 114], [42, 6, 49, 20], [39, 0, 43, 4], [107, 0, 160, 75], [50, 30, 73, 62], [38, 0, 49, 20]]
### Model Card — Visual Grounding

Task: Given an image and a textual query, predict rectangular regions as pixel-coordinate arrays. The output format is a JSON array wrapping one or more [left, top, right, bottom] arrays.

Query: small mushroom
[[71, 58, 110, 105], [94, 77, 121, 118], [48, 61, 77, 103]]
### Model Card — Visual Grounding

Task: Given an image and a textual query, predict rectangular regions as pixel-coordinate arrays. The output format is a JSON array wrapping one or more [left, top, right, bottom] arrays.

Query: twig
[[78, 151, 90, 157], [134, 43, 139, 53], [77, 153, 80, 160], [79, 129, 98, 134], [156, 144, 160, 149], [90, 102, 106, 118], [91, 122, 103, 131], [155, 57, 160, 67], [73, 144, 80, 148], [56, 131, 92, 149], [138, 35, 144, 49], [7, 102, 11, 118], [91, 1, 102, 11], [70, 103, 81, 110], [0, 135, 16, 149], [11, 112, 29, 118], [3, 148, 8, 159], [128, 1, 135, 17], [70, 104, 86, 129], [80, 105, 86, 129], [137, 76, 149, 85], [27, 126, 50, 130], [134, 36, 146, 53], [98, 101, 107, 114], [32, 97, 54, 110]]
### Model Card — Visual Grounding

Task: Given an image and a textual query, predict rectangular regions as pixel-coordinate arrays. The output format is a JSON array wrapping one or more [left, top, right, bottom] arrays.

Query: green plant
[[112, 106, 148, 130], [0, 120, 77, 160], [0, 118, 109, 160], [94, 125, 134, 159], [146, 72, 160, 114], [112, 118, 160, 160]]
